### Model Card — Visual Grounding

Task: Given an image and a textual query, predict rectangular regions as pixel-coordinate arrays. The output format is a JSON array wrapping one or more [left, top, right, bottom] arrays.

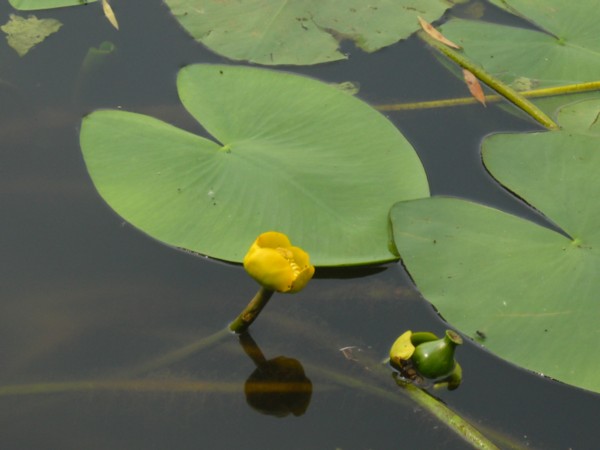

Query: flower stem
[[306, 362, 500, 450], [416, 29, 559, 130], [376, 81, 600, 112], [396, 377, 500, 450], [229, 287, 275, 334]]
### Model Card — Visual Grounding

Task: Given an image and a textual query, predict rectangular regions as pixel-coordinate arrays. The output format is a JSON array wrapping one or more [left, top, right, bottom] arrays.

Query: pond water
[[1, 1, 599, 449]]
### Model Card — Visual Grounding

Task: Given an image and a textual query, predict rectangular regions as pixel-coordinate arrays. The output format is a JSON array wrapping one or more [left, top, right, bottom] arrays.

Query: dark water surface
[[1, 1, 599, 449]]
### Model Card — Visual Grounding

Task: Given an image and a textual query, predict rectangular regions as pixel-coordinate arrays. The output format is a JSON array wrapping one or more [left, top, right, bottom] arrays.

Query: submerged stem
[[307, 361, 499, 449], [398, 378, 500, 450], [117, 287, 276, 377], [121, 327, 231, 377], [0, 379, 241, 396]]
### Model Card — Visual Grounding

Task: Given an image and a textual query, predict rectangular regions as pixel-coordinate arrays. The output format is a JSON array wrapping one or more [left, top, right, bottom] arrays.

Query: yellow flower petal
[[243, 231, 315, 293], [244, 248, 295, 292], [389, 330, 415, 368], [287, 246, 315, 292], [255, 231, 292, 249]]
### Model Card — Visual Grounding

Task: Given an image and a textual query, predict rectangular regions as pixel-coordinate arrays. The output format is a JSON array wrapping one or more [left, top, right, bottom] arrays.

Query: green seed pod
[[412, 330, 463, 380], [410, 331, 439, 347]]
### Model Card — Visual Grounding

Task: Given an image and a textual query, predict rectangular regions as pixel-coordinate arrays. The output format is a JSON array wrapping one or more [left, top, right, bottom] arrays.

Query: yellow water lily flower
[[389, 330, 415, 369], [243, 231, 315, 293]]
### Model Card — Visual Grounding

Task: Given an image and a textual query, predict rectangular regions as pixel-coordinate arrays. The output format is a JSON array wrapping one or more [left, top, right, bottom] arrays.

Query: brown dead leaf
[[418, 16, 460, 49], [102, 0, 119, 30], [462, 69, 486, 106]]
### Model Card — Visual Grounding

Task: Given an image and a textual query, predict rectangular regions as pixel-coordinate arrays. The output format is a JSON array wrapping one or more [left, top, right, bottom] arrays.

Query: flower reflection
[[240, 333, 312, 417]]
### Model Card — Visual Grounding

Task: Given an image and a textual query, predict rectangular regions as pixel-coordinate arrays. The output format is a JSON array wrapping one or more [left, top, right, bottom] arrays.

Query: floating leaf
[[418, 16, 460, 49], [8, 0, 98, 9], [390, 100, 600, 393], [164, 0, 460, 65], [1, 14, 62, 57], [441, 2, 600, 88], [462, 69, 485, 106], [80, 64, 428, 266]]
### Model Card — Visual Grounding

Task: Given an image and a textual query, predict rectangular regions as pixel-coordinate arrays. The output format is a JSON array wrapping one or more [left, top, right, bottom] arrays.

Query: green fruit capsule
[[412, 330, 463, 380]]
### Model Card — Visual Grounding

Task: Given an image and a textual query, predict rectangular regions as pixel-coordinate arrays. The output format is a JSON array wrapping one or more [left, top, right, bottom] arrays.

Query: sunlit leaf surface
[[164, 0, 458, 65], [80, 64, 428, 266], [391, 100, 600, 393]]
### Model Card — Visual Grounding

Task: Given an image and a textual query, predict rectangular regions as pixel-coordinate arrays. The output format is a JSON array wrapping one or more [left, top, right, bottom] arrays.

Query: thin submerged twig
[[0, 379, 240, 396], [119, 327, 231, 377]]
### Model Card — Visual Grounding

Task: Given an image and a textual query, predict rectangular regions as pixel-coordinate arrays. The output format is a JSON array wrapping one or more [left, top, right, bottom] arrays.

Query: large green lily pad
[[9, 0, 97, 9], [390, 100, 600, 393], [164, 0, 458, 65], [80, 64, 428, 266], [440, 1, 600, 88]]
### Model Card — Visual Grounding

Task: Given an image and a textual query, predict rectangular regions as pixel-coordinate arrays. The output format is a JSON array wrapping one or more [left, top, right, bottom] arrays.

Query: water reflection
[[239, 333, 312, 418]]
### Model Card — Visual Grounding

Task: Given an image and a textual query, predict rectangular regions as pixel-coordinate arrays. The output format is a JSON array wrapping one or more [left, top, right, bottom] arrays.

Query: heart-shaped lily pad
[[390, 100, 600, 393], [80, 64, 428, 266], [164, 0, 459, 65]]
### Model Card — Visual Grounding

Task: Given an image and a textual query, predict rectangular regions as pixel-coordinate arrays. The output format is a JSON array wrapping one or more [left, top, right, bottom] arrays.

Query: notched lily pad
[[390, 100, 600, 393], [2, 14, 62, 57], [80, 64, 428, 266]]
